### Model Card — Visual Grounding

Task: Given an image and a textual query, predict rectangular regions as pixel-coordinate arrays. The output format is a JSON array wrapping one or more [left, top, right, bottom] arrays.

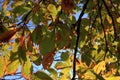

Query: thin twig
[[98, 1, 108, 60], [102, 0, 117, 41], [72, 0, 89, 80]]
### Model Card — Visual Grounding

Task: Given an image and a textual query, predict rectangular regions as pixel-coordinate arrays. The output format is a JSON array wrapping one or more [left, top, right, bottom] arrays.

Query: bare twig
[[72, 0, 89, 80]]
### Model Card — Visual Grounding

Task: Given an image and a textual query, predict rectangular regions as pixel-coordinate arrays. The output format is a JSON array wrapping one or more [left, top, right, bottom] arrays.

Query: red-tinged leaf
[[0, 57, 6, 78], [42, 50, 56, 69], [6, 59, 20, 75], [0, 29, 18, 42], [21, 56, 32, 79]]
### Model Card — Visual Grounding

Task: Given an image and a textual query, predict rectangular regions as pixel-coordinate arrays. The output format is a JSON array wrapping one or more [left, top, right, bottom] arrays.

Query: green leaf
[[6, 59, 20, 75], [55, 62, 68, 69], [12, 4, 30, 17], [0, 57, 6, 78], [47, 68, 58, 79], [31, 71, 53, 80], [61, 52, 69, 61], [31, 25, 42, 44], [21, 56, 32, 79], [81, 53, 92, 66]]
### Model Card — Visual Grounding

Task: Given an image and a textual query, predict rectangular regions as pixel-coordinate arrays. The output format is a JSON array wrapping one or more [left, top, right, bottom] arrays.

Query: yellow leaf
[[116, 17, 120, 23], [93, 61, 105, 74], [0, 57, 6, 78], [105, 77, 120, 80], [6, 59, 20, 75]]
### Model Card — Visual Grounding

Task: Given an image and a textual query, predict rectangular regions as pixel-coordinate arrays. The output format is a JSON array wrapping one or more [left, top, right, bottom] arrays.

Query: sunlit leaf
[[0, 57, 6, 78], [93, 61, 106, 74], [47, 4, 57, 21], [105, 77, 120, 80], [6, 59, 20, 75]]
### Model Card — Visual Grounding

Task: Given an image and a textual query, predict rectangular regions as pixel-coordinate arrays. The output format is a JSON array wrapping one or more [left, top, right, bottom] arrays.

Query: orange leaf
[[0, 28, 19, 42], [42, 50, 55, 69]]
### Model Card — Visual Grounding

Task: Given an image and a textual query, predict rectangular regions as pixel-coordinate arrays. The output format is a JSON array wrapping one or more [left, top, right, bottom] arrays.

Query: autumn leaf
[[6, 59, 20, 75], [0, 28, 20, 42], [93, 61, 106, 74], [61, 0, 75, 14], [42, 50, 55, 69], [0, 57, 6, 78]]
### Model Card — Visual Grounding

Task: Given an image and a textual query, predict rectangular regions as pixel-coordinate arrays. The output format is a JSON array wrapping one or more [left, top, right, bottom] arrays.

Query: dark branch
[[98, 1, 108, 60], [72, 0, 89, 80], [102, 0, 117, 41]]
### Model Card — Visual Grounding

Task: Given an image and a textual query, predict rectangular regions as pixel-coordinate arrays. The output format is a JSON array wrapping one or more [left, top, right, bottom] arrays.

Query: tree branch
[[72, 0, 89, 80], [98, 1, 108, 60], [102, 0, 117, 41]]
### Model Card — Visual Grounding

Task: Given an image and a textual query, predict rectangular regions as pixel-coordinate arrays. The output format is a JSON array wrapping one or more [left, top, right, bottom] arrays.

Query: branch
[[102, 0, 117, 41], [72, 0, 89, 80], [98, 1, 108, 60]]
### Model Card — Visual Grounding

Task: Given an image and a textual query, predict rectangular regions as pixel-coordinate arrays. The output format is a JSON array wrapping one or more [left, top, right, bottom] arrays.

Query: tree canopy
[[0, 0, 120, 80]]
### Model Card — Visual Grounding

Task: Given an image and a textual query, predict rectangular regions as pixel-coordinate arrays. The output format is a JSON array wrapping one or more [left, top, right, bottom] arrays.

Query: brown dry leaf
[[61, 0, 75, 14], [0, 29, 18, 42], [42, 50, 56, 69]]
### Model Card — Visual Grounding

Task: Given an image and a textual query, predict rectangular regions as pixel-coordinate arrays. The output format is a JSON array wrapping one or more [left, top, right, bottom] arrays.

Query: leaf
[[81, 53, 92, 66], [0, 57, 6, 78], [47, 4, 57, 21], [21, 56, 32, 79], [27, 51, 42, 66], [6, 59, 20, 75], [105, 77, 120, 80], [61, 0, 75, 14], [0, 29, 18, 42], [93, 61, 106, 74], [83, 70, 96, 79], [12, 4, 30, 17], [31, 71, 53, 80], [47, 68, 58, 79], [116, 17, 120, 23], [61, 52, 69, 61], [55, 62, 67, 70], [39, 31, 55, 55], [42, 50, 55, 69], [31, 25, 42, 43]]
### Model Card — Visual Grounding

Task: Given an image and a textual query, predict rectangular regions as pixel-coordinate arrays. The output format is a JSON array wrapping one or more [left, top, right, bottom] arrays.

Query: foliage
[[0, 0, 120, 80]]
